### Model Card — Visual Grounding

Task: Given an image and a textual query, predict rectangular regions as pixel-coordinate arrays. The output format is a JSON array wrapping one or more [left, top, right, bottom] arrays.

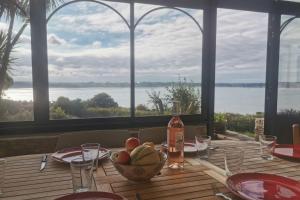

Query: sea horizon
[[9, 81, 300, 89], [4, 86, 300, 114]]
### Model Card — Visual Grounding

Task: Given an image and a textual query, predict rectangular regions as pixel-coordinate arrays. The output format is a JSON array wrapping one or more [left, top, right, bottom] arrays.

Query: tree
[[88, 93, 118, 108], [52, 97, 85, 116], [0, 0, 64, 98], [0, 32, 13, 91], [147, 91, 165, 114]]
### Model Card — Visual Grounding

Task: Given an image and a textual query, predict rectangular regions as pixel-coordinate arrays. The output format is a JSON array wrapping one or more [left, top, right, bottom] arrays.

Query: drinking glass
[[195, 135, 211, 160], [70, 158, 94, 193], [259, 135, 277, 160], [224, 147, 244, 176], [0, 159, 5, 196], [81, 143, 100, 169]]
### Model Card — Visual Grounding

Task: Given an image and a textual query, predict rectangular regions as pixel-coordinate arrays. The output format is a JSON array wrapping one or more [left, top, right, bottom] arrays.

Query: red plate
[[226, 173, 300, 200], [51, 147, 110, 164], [272, 144, 300, 160], [55, 192, 126, 200]]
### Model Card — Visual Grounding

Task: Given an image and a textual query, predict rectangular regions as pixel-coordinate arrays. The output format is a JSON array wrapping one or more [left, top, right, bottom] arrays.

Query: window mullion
[[30, 0, 50, 123], [130, 1, 135, 118]]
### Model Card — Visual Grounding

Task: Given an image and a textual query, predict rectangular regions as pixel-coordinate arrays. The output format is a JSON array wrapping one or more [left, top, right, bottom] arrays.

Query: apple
[[125, 137, 140, 152], [115, 150, 131, 165]]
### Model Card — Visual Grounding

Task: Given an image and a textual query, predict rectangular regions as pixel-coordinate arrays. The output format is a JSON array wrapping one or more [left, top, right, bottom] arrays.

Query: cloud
[[48, 33, 67, 45], [92, 41, 102, 48], [216, 9, 269, 83], [5, 2, 300, 84], [44, 3, 203, 83]]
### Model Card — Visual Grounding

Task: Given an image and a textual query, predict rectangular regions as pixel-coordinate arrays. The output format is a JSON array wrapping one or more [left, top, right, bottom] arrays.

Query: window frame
[[0, 0, 299, 139]]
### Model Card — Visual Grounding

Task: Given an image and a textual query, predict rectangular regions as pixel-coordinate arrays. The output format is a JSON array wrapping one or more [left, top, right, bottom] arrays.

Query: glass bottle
[[167, 101, 184, 169]]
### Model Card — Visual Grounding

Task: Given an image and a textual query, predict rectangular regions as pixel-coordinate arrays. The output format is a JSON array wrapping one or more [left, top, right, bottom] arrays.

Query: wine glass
[[195, 135, 211, 160]]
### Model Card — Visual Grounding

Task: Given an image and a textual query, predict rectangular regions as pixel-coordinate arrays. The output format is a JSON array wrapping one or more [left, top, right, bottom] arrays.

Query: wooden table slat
[[1, 140, 299, 200]]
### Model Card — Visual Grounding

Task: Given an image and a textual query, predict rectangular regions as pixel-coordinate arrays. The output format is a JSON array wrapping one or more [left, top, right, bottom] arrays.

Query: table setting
[[204, 135, 300, 200], [2, 135, 300, 200]]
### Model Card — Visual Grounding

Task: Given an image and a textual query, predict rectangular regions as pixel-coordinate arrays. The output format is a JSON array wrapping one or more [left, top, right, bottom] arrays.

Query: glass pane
[[0, 18, 33, 122], [278, 16, 300, 114], [47, 1, 130, 119], [135, 4, 203, 116], [215, 9, 268, 137]]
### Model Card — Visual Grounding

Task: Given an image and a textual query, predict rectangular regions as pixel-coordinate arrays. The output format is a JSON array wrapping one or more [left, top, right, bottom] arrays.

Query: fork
[[212, 183, 232, 200]]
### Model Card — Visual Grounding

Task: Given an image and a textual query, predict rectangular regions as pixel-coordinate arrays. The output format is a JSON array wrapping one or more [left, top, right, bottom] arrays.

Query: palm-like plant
[[0, 31, 14, 91], [0, 0, 64, 98]]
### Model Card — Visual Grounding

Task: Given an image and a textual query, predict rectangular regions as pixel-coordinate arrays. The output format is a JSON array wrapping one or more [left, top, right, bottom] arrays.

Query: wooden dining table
[[2, 140, 300, 200]]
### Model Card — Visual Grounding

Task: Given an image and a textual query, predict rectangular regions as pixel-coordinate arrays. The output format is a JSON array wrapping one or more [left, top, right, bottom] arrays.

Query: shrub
[[147, 78, 201, 115], [85, 107, 129, 117], [215, 113, 227, 123], [88, 93, 118, 108], [136, 104, 149, 111], [52, 97, 85, 117], [215, 113, 260, 134], [50, 107, 69, 119], [166, 78, 200, 114], [52, 97, 72, 112], [0, 99, 33, 121], [278, 109, 300, 116]]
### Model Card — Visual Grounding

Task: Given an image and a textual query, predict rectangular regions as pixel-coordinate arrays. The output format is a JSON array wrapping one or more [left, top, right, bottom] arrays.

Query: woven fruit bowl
[[110, 151, 167, 182]]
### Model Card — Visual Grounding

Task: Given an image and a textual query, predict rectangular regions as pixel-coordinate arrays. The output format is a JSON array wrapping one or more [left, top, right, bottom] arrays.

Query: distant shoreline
[[9, 82, 300, 89]]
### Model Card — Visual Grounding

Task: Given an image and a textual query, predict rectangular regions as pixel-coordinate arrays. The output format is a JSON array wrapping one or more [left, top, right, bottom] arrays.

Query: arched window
[[47, 1, 130, 119], [278, 16, 300, 113], [134, 4, 203, 116]]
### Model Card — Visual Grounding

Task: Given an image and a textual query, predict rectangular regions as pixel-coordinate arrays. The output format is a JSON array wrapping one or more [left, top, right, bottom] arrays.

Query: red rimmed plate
[[184, 142, 197, 153], [55, 192, 127, 200], [226, 173, 300, 200], [51, 147, 110, 163], [161, 142, 197, 153], [273, 144, 300, 160]]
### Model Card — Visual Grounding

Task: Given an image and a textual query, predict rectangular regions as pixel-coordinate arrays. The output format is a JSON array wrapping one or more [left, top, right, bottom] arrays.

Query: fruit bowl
[[110, 151, 167, 182]]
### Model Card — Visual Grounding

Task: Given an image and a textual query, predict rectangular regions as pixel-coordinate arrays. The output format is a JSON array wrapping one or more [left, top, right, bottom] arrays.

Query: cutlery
[[212, 183, 232, 200], [40, 154, 48, 171], [135, 192, 142, 200], [209, 146, 219, 150], [215, 193, 232, 200]]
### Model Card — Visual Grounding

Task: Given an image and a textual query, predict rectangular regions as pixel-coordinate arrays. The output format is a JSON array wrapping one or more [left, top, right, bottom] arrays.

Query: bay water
[[3, 87, 300, 114]]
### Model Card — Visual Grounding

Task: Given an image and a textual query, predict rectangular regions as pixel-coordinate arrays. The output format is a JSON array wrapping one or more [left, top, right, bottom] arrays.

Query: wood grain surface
[[1, 140, 299, 200]]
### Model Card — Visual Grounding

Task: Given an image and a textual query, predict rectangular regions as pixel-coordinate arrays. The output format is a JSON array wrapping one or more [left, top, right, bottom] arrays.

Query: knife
[[40, 155, 48, 171]]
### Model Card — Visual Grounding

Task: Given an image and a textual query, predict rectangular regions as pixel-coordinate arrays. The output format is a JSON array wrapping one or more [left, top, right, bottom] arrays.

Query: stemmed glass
[[195, 135, 211, 160]]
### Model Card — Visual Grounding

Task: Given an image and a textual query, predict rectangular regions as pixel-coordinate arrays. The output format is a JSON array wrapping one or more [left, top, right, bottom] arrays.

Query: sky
[[1, 0, 300, 84]]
